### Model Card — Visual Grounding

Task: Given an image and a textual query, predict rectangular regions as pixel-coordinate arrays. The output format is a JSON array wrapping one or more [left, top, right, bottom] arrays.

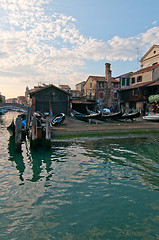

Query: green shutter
[[122, 78, 125, 86]]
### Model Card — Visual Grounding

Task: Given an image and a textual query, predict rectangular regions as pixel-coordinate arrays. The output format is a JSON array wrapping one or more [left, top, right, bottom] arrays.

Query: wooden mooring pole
[[15, 116, 22, 151], [24, 106, 32, 133], [29, 113, 52, 149], [30, 115, 39, 148], [30, 115, 45, 148]]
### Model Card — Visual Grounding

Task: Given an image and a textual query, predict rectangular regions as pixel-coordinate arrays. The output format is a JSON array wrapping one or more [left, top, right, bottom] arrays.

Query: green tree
[[0, 96, 2, 103], [148, 95, 159, 103]]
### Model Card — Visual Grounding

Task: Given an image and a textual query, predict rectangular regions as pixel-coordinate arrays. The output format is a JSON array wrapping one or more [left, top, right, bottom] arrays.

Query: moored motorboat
[[143, 113, 159, 121]]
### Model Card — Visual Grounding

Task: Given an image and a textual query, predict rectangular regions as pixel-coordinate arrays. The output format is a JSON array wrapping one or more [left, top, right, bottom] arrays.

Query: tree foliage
[[148, 95, 159, 103]]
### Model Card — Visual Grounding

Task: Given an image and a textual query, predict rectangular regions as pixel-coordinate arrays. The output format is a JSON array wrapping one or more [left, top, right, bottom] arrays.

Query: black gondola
[[101, 111, 123, 121], [86, 107, 122, 121], [7, 118, 15, 135], [72, 110, 102, 122], [120, 111, 140, 121]]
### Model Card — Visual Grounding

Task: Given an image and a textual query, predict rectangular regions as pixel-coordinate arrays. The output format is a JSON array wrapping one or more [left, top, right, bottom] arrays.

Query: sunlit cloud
[[0, 0, 159, 97]]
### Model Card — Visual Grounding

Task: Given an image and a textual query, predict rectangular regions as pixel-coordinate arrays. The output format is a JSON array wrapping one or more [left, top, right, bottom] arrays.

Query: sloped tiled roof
[[28, 86, 44, 94], [118, 81, 152, 91], [59, 85, 71, 89], [88, 75, 119, 83], [71, 90, 80, 93], [88, 76, 106, 82], [29, 84, 70, 96], [76, 81, 86, 85], [148, 79, 159, 86], [133, 63, 159, 75], [115, 72, 133, 78], [111, 77, 120, 83]]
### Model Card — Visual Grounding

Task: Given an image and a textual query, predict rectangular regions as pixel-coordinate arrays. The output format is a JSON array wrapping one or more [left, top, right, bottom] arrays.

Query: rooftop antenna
[[136, 47, 139, 70]]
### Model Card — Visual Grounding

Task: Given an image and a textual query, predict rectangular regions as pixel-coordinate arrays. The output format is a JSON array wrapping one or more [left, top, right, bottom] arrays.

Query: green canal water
[[1, 112, 159, 240]]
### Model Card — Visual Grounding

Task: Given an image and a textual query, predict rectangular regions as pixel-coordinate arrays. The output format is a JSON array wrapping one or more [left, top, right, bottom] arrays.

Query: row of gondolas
[[71, 109, 141, 122]]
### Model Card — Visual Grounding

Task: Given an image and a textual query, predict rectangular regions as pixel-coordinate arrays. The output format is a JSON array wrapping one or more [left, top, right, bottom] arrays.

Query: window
[[99, 92, 104, 99], [133, 88, 139, 96], [137, 75, 142, 82], [113, 83, 118, 88], [126, 78, 130, 86], [122, 78, 125, 86], [99, 82, 104, 88], [114, 91, 118, 99], [131, 77, 135, 84], [90, 80, 92, 88]]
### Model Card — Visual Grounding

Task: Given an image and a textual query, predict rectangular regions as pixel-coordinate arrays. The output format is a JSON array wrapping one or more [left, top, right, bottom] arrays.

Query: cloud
[[0, 0, 159, 97], [152, 20, 157, 25]]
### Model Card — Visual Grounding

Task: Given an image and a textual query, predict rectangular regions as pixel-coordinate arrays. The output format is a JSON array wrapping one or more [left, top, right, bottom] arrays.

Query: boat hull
[[72, 110, 101, 122], [120, 111, 140, 120], [51, 113, 65, 126], [101, 111, 123, 121], [143, 114, 159, 121]]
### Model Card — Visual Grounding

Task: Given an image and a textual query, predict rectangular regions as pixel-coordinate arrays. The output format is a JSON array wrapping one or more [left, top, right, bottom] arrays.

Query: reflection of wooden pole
[[46, 119, 51, 140], [31, 115, 37, 141], [15, 116, 22, 151], [45, 118, 51, 148]]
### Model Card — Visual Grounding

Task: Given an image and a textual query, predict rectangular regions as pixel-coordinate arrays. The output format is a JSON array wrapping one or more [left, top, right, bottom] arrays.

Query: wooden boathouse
[[29, 84, 71, 115]]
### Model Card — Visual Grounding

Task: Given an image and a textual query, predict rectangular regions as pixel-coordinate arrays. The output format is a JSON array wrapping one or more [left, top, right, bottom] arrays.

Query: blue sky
[[0, 0, 159, 98]]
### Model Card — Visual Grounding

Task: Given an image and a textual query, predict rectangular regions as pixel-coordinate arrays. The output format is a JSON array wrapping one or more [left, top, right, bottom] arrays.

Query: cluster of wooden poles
[[13, 108, 51, 151]]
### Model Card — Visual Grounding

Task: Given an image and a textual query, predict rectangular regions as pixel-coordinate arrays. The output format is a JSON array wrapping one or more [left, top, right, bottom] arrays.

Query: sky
[[1, 0, 159, 98]]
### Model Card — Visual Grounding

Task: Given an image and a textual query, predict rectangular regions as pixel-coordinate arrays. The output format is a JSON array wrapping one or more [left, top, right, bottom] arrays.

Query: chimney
[[105, 63, 112, 80], [105, 63, 112, 90]]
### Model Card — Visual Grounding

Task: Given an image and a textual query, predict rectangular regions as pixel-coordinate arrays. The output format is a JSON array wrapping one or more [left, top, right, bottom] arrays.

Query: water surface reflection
[[1, 112, 159, 239], [83, 137, 159, 191], [7, 132, 159, 192]]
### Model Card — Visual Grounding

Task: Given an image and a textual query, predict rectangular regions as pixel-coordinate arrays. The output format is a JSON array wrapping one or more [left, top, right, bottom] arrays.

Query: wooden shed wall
[[34, 87, 69, 115]]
